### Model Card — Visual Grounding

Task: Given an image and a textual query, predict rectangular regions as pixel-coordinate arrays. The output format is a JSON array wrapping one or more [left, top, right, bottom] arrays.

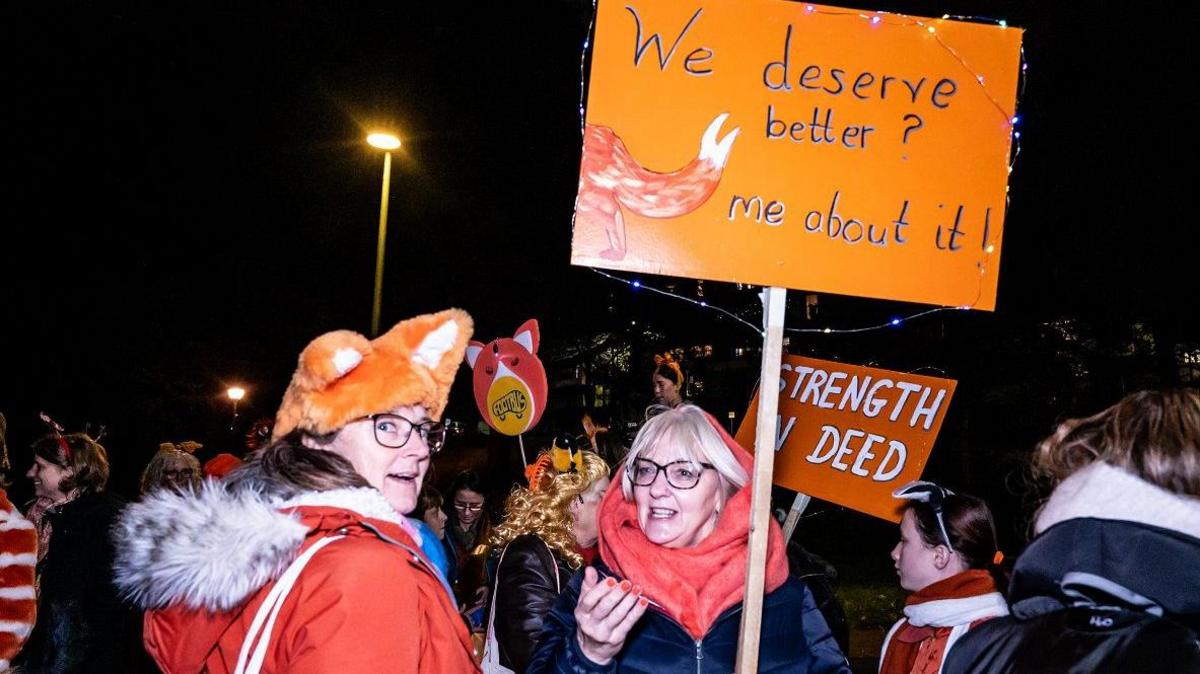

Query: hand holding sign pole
[[465, 319, 549, 466]]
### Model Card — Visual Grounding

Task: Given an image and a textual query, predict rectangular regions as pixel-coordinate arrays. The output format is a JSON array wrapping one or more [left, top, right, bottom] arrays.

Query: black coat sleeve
[[494, 535, 567, 672]]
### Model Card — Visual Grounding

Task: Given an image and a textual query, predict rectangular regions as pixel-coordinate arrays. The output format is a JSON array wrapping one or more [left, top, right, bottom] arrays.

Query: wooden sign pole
[[781, 491, 812, 543], [735, 286, 787, 674]]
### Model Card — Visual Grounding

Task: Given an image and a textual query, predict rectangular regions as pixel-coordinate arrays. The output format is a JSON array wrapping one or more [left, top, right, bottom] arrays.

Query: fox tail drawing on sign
[[578, 113, 740, 261], [465, 319, 549, 437]]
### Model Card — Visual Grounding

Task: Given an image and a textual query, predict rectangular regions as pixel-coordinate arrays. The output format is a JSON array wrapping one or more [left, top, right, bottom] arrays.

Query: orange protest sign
[[572, 1, 1023, 310], [735, 355, 956, 521]]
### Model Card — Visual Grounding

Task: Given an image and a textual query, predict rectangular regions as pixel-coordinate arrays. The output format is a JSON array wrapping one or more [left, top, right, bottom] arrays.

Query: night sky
[[3, 1, 1195, 502]]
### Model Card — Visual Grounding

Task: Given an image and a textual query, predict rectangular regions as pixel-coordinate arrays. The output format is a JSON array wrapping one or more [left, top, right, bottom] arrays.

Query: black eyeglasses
[[893, 481, 955, 550], [627, 458, 715, 490], [369, 413, 446, 452]]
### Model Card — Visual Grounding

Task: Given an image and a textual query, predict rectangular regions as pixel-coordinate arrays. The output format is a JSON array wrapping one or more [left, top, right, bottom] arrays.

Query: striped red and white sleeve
[[0, 489, 37, 670]]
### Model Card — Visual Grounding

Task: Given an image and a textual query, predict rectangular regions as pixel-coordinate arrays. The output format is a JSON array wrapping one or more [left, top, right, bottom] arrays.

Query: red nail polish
[[619, 580, 631, 592], [605, 577, 617, 588], [638, 597, 649, 607]]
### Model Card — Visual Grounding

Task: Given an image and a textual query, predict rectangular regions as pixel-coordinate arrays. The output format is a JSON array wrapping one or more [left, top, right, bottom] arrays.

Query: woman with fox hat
[[114, 309, 480, 673]]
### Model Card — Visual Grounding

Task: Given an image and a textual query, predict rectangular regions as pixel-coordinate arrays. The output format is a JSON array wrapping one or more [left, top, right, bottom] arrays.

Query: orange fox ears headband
[[653, 352, 684, 387], [273, 309, 474, 440]]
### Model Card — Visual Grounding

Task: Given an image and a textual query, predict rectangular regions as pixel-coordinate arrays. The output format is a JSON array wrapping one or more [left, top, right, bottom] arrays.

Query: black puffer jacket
[[525, 558, 850, 674], [493, 534, 574, 673], [16, 491, 141, 674], [944, 518, 1200, 674]]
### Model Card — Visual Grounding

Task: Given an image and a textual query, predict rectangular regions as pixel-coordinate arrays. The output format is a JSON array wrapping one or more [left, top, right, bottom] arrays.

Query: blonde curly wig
[[491, 449, 609, 569]]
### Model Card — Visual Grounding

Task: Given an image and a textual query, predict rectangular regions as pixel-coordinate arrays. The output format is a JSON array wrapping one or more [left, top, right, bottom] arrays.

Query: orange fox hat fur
[[273, 308, 473, 440]]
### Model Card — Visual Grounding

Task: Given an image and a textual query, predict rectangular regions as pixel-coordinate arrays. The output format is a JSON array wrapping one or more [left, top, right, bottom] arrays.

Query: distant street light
[[227, 386, 246, 431], [367, 131, 402, 336]]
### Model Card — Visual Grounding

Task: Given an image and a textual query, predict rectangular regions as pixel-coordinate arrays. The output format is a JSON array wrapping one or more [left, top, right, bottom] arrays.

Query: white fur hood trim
[[113, 483, 403, 612], [1035, 461, 1200, 540]]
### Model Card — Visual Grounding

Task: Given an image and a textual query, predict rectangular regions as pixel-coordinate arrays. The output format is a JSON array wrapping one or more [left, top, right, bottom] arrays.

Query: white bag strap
[[234, 535, 345, 674], [482, 543, 511, 671], [549, 540, 560, 594]]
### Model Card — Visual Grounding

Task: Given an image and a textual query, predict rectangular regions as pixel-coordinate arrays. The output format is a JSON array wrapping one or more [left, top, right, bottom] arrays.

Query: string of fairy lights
[[576, 1, 1027, 338], [591, 267, 970, 337]]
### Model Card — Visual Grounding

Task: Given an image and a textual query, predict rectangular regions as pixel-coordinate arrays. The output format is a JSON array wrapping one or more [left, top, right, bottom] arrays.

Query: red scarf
[[879, 570, 1002, 674], [597, 413, 789, 639]]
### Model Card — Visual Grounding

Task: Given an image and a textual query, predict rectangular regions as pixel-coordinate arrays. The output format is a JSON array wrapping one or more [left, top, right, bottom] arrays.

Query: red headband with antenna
[[39, 412, 73, 462]]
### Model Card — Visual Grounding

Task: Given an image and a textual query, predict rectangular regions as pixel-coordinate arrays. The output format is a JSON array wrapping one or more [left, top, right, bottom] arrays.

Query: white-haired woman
[[526, 404, 850, 674]]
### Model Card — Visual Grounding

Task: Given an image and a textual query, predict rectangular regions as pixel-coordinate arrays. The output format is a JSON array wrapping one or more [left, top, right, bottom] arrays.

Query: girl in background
[[880, 482, 1008, 674]]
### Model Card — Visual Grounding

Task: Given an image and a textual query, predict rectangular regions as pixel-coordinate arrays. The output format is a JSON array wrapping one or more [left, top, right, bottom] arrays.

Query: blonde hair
[[139, 445, 202, 495], [621, 404, 748, 500], [1034, 388, 1200, 497], [491, 449, 609, 569]]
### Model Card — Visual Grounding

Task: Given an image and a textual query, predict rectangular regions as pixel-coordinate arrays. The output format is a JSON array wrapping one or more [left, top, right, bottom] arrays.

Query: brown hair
[[32, 433, 110, 496], [1034, 389, 1200, 497], [228, 433, 370, 496], [0, 412, 10, 473], [909, 493, 1008, 589], [909, 494, 1000, 569], [417, 485, 444, 513]]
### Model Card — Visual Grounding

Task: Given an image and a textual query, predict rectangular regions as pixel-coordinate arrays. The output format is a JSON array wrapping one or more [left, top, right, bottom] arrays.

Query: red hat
[[203, 453, 243, 479]]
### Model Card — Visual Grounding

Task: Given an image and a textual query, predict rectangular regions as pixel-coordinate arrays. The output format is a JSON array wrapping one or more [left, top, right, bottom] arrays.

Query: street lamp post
[[367, 132, 402, 337], [226, 386, 246, 432]]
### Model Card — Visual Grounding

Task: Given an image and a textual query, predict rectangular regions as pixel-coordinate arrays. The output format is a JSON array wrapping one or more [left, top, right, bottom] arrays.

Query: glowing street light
[[366, 133, 401, 150], [226, 386, 247, 430], [367, 131, 402, 335]]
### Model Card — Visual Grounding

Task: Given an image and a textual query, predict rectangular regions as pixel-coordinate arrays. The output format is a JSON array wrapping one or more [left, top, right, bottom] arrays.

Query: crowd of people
[[0, 310, 1196, 673]]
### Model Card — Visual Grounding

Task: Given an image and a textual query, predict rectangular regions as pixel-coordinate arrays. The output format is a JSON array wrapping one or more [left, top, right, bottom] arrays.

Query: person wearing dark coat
[[944, 389, 1200, 674], [526, 405, 849, 674], [17, 432, 139, 673], [487, 448, 609, 672], [786, 541, 850, 657], [444, 469, 493, 626]]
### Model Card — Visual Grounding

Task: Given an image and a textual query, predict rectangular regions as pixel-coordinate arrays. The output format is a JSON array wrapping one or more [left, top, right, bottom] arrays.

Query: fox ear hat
[[273, 308, 474, 440]]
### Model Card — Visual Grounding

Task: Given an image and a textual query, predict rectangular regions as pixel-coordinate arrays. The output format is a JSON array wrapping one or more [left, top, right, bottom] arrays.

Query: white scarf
[[904, 592, 1010, 627]]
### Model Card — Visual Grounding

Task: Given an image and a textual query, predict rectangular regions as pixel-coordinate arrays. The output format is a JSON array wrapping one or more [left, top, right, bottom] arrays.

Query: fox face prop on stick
[[465, 319, 548, 436]]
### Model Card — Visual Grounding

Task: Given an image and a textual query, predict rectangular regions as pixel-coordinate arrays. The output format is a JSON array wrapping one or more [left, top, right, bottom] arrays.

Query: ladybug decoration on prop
[[465, 319, 548, 436]]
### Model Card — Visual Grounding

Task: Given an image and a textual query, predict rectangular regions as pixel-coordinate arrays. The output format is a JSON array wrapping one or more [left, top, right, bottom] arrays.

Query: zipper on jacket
[[695, 639, 703, 674]]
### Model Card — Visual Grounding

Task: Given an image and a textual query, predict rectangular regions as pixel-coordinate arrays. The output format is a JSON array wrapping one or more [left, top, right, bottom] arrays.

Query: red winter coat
[[114, 484, 479, 674]]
